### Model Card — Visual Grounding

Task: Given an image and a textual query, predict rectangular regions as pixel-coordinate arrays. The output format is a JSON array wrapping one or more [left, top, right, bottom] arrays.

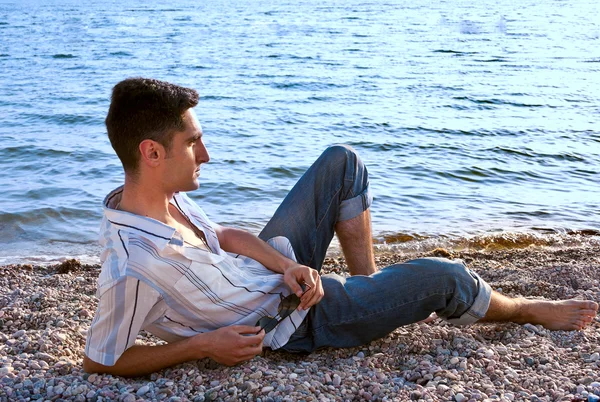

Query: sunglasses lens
[[256, 290, 306, 334], [256, 316, 278, 333], [278, 294, 301, 315]]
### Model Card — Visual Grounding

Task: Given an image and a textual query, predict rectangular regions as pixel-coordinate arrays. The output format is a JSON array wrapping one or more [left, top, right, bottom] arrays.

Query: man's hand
[[83, 325, 265, 376], [283, 263, 324, 310], [202, 325, 265, 366]]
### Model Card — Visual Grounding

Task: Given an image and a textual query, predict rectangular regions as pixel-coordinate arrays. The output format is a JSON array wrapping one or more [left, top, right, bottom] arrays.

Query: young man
[[83, 78, 598, 377]]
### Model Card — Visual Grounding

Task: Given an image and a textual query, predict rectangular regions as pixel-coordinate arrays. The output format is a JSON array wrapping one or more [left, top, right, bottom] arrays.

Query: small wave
[[200, 95, 235, 101], [346, 141, 399, 152], [20, 112, 101, 126], [219, 159, 249, 166], [307, 96, 334, 102], [0, 54, 8, 57], [109, 51, 133, 57], [491, 146, 586, 162], [0, 146, 70, 159], [52, 54, 76, 59], [0, 254, 100, 267], [270, 81, 348, 90], [402, 126, 506, 137], [433, 50, 478, 56], [475, 58, 508, 62], [126, 8, 183, 12], [265, 54, 314, 61], [374, 230, 600, 253], [263, 166, 305, 179], [452, 96, 550, 108]]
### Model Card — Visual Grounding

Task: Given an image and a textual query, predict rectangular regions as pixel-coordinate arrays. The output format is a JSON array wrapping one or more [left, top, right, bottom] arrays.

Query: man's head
[[105, 77, 200, 175]]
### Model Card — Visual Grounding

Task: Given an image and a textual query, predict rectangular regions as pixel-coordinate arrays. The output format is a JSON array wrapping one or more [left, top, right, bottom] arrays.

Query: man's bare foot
[[515, 298, 598, 330]]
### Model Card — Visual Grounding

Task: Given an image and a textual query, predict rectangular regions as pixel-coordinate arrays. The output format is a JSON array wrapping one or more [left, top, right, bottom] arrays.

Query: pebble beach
[[1, 243, 600, 402]]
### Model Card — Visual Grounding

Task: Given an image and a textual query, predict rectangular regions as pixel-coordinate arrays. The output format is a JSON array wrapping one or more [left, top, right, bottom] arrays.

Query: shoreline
[[1, 244, 599, 401]]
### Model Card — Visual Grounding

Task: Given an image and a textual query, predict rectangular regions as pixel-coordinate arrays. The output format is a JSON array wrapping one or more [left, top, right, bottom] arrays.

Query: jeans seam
[[307, 184, 343, 266]]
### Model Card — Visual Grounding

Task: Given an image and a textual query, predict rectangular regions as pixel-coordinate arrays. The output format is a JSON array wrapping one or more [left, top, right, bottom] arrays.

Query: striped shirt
[[85, 186, 308, 366]]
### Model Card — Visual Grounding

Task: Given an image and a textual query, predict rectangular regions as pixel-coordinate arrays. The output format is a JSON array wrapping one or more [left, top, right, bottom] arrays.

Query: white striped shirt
[[85, 186, 308, 366]]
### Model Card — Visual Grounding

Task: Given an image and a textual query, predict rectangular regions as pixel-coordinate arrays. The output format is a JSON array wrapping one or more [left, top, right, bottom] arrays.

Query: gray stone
[[455, 393, 467, 402], [12, 330, 25, 338], [136, 385, 150, 396], [37, 353, 53, 362], [249, 371, 262, 379], [121, 393, 136, 402]]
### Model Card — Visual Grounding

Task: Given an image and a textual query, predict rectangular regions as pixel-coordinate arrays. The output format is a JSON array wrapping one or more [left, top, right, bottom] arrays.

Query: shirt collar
[[102, 186, 177, 250]]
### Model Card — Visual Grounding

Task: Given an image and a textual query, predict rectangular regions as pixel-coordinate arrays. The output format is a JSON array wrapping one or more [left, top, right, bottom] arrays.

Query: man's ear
[[139, 139, 165, 168]]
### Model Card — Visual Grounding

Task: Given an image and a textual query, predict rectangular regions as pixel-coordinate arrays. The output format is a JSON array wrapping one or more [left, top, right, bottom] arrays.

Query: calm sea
[[1, 0, 599, 265]]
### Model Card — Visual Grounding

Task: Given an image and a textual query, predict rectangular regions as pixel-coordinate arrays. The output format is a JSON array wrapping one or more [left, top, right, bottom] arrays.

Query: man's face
[[163, 108, 210, 193]]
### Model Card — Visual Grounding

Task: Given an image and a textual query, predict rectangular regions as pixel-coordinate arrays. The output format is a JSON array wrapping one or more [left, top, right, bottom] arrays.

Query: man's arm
[[83, 325, 265, 377], [214, 225, 324, 309]]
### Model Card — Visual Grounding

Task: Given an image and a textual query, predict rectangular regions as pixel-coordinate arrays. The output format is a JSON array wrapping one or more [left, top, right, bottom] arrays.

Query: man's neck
[[118, 175, 176, 225]]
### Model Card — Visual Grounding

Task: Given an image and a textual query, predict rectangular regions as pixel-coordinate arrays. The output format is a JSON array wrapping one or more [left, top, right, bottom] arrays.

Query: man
[[83, 78, 598, 377]]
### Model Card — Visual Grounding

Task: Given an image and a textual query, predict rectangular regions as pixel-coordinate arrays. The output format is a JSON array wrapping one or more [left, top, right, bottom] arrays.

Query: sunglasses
[[256, 283, 311, 334]]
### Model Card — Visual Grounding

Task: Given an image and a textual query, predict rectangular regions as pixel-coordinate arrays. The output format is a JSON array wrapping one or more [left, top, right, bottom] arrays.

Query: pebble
[[37, 353, 53, 362], [1, 249, 599, 401], [12, 330, 25, 338], [455, 393, 467, 402], [136, 385, 150, 396]]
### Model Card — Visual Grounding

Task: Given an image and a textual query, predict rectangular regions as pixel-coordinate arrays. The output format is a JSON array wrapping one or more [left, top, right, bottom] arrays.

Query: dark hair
[[105, 77, 199, 173]]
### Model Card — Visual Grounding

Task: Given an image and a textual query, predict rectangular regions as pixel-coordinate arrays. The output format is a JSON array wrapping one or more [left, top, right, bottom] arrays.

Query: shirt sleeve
[[84, 276, 161, 366]]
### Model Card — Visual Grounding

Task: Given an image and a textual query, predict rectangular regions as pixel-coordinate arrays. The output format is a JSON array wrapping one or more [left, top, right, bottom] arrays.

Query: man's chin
[[179, 181, 200, 192]]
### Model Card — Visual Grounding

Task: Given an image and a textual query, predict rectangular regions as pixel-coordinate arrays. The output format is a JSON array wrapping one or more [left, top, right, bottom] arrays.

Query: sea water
[[0, 0, 599, 264]]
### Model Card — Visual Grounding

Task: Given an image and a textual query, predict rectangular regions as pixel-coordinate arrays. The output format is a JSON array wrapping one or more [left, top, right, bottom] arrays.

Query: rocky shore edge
[[1, 244, 599, 402]]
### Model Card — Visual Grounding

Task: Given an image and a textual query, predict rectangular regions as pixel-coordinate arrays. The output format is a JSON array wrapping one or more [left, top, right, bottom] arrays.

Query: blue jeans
[[259, 145, 492, 353]]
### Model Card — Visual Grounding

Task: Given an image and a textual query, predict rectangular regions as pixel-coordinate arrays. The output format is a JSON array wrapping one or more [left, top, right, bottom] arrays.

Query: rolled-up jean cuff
[[445, 269, 492, 326], [338, 185, 372, 222]]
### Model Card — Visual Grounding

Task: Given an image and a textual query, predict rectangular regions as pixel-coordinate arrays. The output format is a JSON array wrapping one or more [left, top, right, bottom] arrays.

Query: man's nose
[[197, 143, 210, 164]]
